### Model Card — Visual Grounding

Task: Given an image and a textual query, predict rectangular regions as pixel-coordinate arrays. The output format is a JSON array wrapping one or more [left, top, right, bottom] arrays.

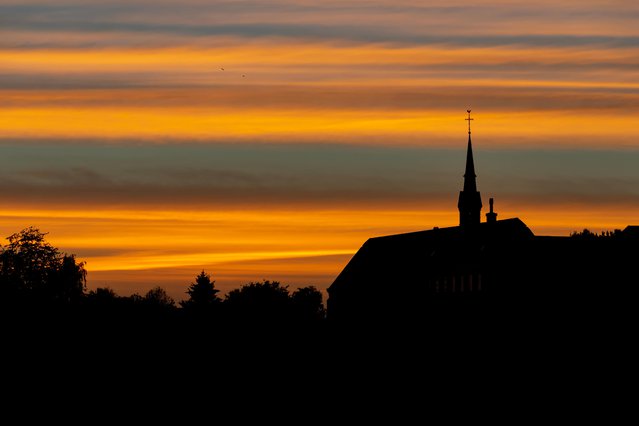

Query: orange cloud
[[2, 43, 638, 146], [1, 105, 636, 147]]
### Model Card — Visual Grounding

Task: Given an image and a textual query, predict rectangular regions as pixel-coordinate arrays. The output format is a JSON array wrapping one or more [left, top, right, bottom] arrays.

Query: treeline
[[85, 274, 325, 325], [0, 227, 325, 328], [570, 228, 623, 239]]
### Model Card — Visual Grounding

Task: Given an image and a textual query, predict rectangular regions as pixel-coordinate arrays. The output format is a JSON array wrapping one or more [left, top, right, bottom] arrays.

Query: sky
[[1, 0, 638, 300]]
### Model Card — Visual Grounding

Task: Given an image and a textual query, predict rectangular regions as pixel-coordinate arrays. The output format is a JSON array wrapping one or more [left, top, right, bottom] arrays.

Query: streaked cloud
[[1, 42, 638, 146], [2, 1, 638, 48], [1, 142, 639, 208]]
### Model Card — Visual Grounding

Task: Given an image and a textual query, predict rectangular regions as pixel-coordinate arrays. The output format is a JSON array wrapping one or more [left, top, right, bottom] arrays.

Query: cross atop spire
[[465, 109, 473, 135]]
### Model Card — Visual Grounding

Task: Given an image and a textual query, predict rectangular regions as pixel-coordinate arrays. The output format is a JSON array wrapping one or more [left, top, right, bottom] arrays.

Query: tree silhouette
[[570, 228, 596, 239], [51, 255, 87, 304], [570, 228, 623, 239], [291, 286, 326, 322], [84, 287, 124, 321], [224, 280, 290, 322], [86, 287, 119, 306], [0, 227, 86, 304], [180, 270, 220, 310], [143, 286, 176, 309]]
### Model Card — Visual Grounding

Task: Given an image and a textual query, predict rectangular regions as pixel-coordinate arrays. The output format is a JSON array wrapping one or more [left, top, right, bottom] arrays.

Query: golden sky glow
[[3, 201, 639, 298], [2, 42, 639, 145], [1, 0, 639, 299], [2, 106, 637, 146]]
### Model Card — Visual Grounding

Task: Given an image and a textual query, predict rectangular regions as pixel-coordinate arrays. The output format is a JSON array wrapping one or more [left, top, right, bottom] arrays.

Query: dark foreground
[[2, 304, 632, 424]]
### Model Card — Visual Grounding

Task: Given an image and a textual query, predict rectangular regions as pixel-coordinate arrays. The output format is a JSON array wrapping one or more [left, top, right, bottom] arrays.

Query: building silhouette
[[327, 112, 639, 324]]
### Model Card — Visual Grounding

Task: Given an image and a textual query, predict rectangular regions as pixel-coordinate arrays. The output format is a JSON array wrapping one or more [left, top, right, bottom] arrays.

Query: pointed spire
[[458, 109, 482, 227], [463, 134, 477, 192]]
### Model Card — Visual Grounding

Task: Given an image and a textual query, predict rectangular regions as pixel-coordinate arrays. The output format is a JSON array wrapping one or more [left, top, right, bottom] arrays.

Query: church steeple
[[463, 133, 477, 192], [458, 110, 483, 227]]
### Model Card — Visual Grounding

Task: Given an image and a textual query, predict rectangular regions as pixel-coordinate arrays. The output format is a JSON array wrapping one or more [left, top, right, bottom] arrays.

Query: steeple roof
[[463, 134, 477, 192], [464, 134, 477, 191]]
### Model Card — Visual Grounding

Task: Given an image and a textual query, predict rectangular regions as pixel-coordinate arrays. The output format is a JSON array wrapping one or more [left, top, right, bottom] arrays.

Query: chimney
[[486, 198, 498, 223]]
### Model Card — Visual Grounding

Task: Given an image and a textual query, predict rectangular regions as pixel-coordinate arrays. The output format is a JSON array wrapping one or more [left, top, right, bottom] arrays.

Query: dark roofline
[[367, 217, 533, 242]]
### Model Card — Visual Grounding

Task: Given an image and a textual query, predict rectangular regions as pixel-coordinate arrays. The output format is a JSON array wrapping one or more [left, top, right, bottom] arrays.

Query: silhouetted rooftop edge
[[366, 218, 533, 244]]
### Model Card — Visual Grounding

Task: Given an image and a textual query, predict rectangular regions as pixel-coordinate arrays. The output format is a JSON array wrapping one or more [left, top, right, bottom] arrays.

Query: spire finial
[[465, 109, 473, 135]]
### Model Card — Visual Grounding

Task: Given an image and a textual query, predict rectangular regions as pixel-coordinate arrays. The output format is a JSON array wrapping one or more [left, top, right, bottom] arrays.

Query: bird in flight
[[220, 67, 225, 71]]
